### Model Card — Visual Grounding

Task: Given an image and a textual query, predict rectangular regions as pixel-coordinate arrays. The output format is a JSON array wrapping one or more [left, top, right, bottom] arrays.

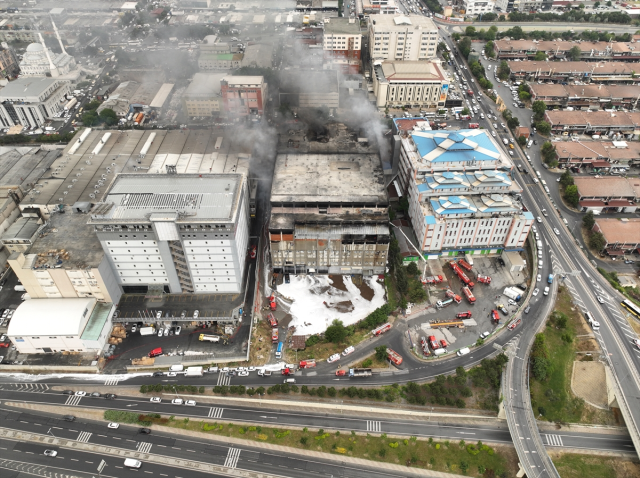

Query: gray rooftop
[[0, 77, 63, 99], [1, 216, 41, 243], [184, 72, 225, 98], [271, 153, 387, 204], [89, 174, 245, 223], [324, 18, 362, 35], [0, 147, 60, 191]]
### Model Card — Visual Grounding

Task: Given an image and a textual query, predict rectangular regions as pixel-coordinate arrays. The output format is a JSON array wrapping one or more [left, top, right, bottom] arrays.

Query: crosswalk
[[208, 407, 224, 419], [223, 447, 241, 469], [544, 434, 564, 447], [216, 373, 230, 386], [137, 442, 153, 454], [77, 431, 92, 443], [366, 421, 382, 433], [0, 383, 49, 393], [104, 378, 119, 386], [64, 395, 82, 406]]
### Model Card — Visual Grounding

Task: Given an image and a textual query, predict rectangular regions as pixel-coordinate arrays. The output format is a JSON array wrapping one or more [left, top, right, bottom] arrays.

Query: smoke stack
[[50, 16, 67, 55]]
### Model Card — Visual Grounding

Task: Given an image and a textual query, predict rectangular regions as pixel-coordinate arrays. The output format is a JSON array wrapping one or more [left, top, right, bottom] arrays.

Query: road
[[0, 388, 633, 454]]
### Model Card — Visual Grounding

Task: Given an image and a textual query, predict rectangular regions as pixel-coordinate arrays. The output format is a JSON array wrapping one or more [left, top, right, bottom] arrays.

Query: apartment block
[[323, 18, 362, 74], [220, 76, 267, 118], [0, 77, 71, 129], [368, 14, 439, 62], [372, 60, 449, 109]]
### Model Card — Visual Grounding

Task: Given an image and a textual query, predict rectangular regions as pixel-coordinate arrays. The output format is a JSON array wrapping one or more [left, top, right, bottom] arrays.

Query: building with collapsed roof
[[395, 122, 532, 256], [279, 69, 339, 108], [269, 152, 390, 275]]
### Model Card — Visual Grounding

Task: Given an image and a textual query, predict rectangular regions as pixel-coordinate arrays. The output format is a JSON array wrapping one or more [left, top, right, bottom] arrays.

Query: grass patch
[[104, 410, 152, 426], [159, 417, 514, 476], [597, 267, 640, 308], [552, 454, 619, 478], [288, 327, 373, 363]]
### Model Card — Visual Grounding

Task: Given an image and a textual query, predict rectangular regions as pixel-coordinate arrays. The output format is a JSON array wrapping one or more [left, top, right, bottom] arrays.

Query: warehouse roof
[[595, 218, 640, 245], [574, 176, 636, 198], [7, 298, 97, 337], [0, 77, 62, 99], [149, 83, 174, 108]]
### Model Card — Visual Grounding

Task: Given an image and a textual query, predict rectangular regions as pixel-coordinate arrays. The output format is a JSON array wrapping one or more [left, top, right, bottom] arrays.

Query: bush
[[305, 335, 320, 347], [362, 358, 373, 368], [104, 410, 146, 425]]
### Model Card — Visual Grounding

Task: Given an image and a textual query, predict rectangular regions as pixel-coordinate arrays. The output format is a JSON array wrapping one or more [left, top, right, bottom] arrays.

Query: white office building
[[460, 0, 495, 16], [88, 174, 250, 294], [368, 14, 439, 62], [0, 77, 71, 129]]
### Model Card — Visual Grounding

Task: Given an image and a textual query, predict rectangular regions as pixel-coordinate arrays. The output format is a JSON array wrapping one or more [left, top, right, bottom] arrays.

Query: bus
[[275, 341, 284, 359], [621, 299, 640, 319], [249, 179, 257, 218]]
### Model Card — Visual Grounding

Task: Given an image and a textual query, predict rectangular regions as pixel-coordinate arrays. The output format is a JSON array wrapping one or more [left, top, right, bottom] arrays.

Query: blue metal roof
[[412, 130, 502, 164]]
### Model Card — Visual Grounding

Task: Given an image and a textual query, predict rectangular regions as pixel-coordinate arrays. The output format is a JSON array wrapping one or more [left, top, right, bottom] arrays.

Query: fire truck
[[450, 262, 475, 288], [269, 295, 277, 311], [456, 310, 472, 319], [299, 359, 316, 369], [446, 289, 462, 304], [386, 348, 403, 366], [491, 309, 500, 324], [267, 313, 278, 328], [462, 286, 476, 304], [508, 318, 521, 330], [422, 275, 443, 285], [271, 329, 279, 343], [457, 259, 473, 272], [477, 275, 492, 285], [468, 123, 479, 129], [372, 323, 392, 336], [428, 335, 440, 350]]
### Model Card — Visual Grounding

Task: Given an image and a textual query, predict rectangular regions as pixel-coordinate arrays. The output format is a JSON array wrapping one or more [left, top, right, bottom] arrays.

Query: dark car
[[153, 371, 163, 377], [524, 306, 531, 314], [62, 390, 74, 395], [63, 415, 76, 422], [139, 428, 151, 435], [105, 393, 117, 399]]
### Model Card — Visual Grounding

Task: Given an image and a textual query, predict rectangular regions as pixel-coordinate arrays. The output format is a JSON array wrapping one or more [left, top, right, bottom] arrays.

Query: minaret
[[50, 16, 67, 55], [38, 32, 58, 77]]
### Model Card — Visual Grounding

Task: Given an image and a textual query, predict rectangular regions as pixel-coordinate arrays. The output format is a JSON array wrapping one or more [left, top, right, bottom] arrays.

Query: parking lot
[[409, 255, 533, 352]]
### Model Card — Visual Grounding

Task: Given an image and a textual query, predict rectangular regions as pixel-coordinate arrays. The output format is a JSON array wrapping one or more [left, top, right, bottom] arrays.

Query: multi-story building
[[0, 43, 19, 79], [372, 60, 449, 109], [269, 153, 390, 275], [88, 173, 250, 294], [220, 76, 267, 118], [368, 14, 439, 62], [495, 0, 549, 12], [544, 110, 640, 137], [508, 60, 640, 83], [198, 34, 243, 70], [323, 18, 362, 74], [459, 0, 495, 16], [279, 70, 340, 108], [362, 0, 399, 15], [182, 72, 225, 118], [495, 39, 640, 62], [396, 123, 533, 255], [0, 77, 71, 129], [530, 83, 640, 110]]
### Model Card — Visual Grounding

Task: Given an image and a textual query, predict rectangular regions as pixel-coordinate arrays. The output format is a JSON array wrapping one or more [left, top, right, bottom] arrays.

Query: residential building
[[372, 60, 449, 110], [368, 14, 439, 62], [198, 53, 243, 70], [279, 70, 339, 108], [88, 174, 250, 294], [396, 124, 532, 255], [323, 18, 362, 74], [554, 140, 640, 168], [0, 77, 71, 129], [182, 72, 225, 118], [495, 39, 640, 62], [362, 0, 399, 15], [544, 110, 640, 137], [575, 176, 638, 214], [269, 153, 390, 275], [530, 83, 640, 110], [508, 60, 640, 83], [495, 0, 549, 12], [0, 43, 19, 79], [592, 218, 640, 254], [459, 0, 496, 16], [220, 76, 267, 118]]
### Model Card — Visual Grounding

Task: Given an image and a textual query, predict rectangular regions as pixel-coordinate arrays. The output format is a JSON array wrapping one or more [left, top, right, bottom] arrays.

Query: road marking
[[137, 442, 153, 454], [77, 431, 92, 443], [104, 378, 119, 386], [64, 395, 82, 406], [208, 407, 223, 419], [223, 447, 241, 469], [366, 420, 382, 433], [544, 434, 564, 447], [217, 374, 230, 386]]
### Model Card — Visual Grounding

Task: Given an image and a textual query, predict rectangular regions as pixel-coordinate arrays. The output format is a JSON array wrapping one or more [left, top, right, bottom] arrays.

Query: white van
[[543, 286, 550, 296], [169, 365, 184, 372], [527, 140, 533, 148], [457, 347, 470, 356], [14, 285, 25, 292], [124, 459, 142, 468], [283, 378, 296, 384], [434, 348, 448, 356]]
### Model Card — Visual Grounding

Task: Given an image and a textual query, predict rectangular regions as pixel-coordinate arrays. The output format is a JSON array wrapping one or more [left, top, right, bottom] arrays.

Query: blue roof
[[412, 130, 502, 165], [425, 215, 437, 225], [523, 211, 535, 220]]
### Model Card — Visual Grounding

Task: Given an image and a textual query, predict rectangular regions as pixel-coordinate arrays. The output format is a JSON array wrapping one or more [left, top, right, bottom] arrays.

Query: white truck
[[64, 97, 78, 111], [503, 287, 522, 301], [139, 327, 156, 336], [185, 366, 203, 377]]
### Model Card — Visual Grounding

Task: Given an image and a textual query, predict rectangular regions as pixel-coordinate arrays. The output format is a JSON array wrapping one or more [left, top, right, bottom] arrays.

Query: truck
[[275, 341, 284, 359], [477, 275, 492, 285], [185, 366, 204, 377], [491, 309, 500, 324], [269, 295, 277, 311], [457, 259, 473, 271], [386, 348, 403, 366], [134, 112, 144, 124], [429, 335, 440, 349], [450, 262, 475, 288], [271, 329, 279, 343], [267, 313, 278, 328], [467, 89, 474, 96], [468, 123, 480, 129], [199, 334, 220, 342], [456, 310, 472, 319], [462, 286, 476, 304], [299, 359, 316, 369], [170, 365, 184, 372], [349, 368, 372, 378], [503, 287, 522, 301], [281, 367, 293, 376], [445, 289, 462, 304], [547, 274, 554, 284], [372, 323, 392, 336], [436, 298, 454, 309], [64, 97, 78, 111], [139, 327, 155, 336], [422, 275, 443, 285]]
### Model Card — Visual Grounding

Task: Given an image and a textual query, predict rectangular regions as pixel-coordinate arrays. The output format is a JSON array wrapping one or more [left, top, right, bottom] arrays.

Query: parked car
[[108, 423, 119, 429], [327, 353, 340, 363], [150, 397, 162, 403]]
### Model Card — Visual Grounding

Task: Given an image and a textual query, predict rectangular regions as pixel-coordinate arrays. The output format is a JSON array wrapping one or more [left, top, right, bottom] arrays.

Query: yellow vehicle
[[509, 143, 514, 149]]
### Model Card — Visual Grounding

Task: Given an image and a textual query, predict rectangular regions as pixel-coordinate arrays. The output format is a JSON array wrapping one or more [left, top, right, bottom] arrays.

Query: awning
[[606, 249, 625, 256], [592, 161, 611, 168], [607, 199, 632, 207]]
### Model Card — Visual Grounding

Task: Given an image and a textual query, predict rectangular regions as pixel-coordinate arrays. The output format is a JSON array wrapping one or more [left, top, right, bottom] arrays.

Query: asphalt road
[[0, 389, 632, 454]]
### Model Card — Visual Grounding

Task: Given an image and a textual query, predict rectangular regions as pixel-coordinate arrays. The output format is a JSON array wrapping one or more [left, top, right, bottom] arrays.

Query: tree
[[507, 117, 520, 129], [81, 112, 99, 126], [541, 141, 557, 166], [375, 345, 388, 362], [406, 262, 419, 277], [564, 185, 579, 207], [452, 32, 461, 41], [518, 135, 527, 146], [583, 210, 595, 230], [606, 1, 612, 5], [594, 1, 601, 6], [589, 232, 606, 251], [484, 41, 495, 58], [519, 90, 531, 101], [85, 100, 102, 111], [532, 100, 547, 122], [461, 107, 470, 115], [568, 45, 582, 61], [408, 287, 427, 303], [482, 12, 498, 22], [560, 169, 574, 188], [497, 60, 510, 81], [458, 37, 472, 60], [325, 319, 347, 344], [533, 51, 547, 61], [536, 121, 551, 136], [465, 26, 476, 37], [99, 108, 118, 126]]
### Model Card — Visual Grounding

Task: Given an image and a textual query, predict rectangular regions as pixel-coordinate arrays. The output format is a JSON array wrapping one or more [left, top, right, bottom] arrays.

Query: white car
[[164, 328, 169, 336], [537, 217, 542, 223], [167, 372, 177, 377], [44, 450, 58, 457], [107, 422, 120, 429], [633, 338, 640, 350], [536, 274, 541, 283], [508, 299, 516, 306], [157, 328, 163, 337], [221, 367, 230, 373], [238, 370, 249, 377], [480, 331, 490, 339], [342, 346, 355, 356], [492, 123, 497, 128], [193, 310, 199, 319], [156, 311, 162, 319], [532, 288, 539, 296], [327, 353, 341, 363], [500, 123, 506, 128], [172, 398, 184, 405], [150, 397, 162, 403], [185, 400, 197, 406], [597, 296, 604, 304], [75, 391, 86, 396], [554, 228, 560, 235], [248, 366, 256, 372]]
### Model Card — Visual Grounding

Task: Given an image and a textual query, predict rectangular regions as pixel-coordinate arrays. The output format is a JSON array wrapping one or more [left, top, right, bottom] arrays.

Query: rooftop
[[545, 110, 640, 127], [368, 13, 437, 30], [1, 217, 41, 243], [149, 83, 174, 109], [89, 174, 245, 223], [377, 60, 446, 82], [81, 301, 113, 341], [574, 176, 636, 198], [411, 129, 503, 164], [271, 153, 386, 204], [7, 298, 97, 337], [508, 60, 640, 76], [0, 77, 63, 99], [199, 52, 243, 61], [222, 75, 265, 86], [324, 17, 361, 35], [184, 72, 225, 98], [554, 141, 640, 162], [595, 218, 640, 245]]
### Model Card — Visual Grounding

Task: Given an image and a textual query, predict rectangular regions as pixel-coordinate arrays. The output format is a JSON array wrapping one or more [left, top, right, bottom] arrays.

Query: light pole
[[47, 428, 55, 438], [388, 221, 427, 281]]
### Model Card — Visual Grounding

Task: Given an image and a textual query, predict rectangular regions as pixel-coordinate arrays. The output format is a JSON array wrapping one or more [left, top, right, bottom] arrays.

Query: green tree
[[458, 37, 472, 59], [536, 121, 551, 136], [408, 287, 427, 304], [465, 26, 476, 37], [564, 185, 579, 207], [606, 1, 612, 5], [532, 100, 547, 122], [406, 262, 419, 276], [583, 210, 595, 230], [452, 32, 461, 41], [497, 60, 510, 81], [590, 232, 606, 251], [81, 112, 99, 126], [375, 345, 388, 362], [518, 135, 527, 146], [461, 107, 470, 115], [519, 90, 531, 101], [531, 333, 550, 381], [594, 1, 601, 6], [533, 51, 547, 61], [484, 41, 495, 58], [325, 319, 348, 344], [560, 169, 574, 187], [99, 108, 118, 126], [541, 141, 557, 166], [507, 117, 520, 129], [568, 45, 582, 61]]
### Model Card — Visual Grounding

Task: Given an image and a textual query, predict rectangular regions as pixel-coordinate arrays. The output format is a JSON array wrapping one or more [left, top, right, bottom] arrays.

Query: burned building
[[269, 144, 390, 276]]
